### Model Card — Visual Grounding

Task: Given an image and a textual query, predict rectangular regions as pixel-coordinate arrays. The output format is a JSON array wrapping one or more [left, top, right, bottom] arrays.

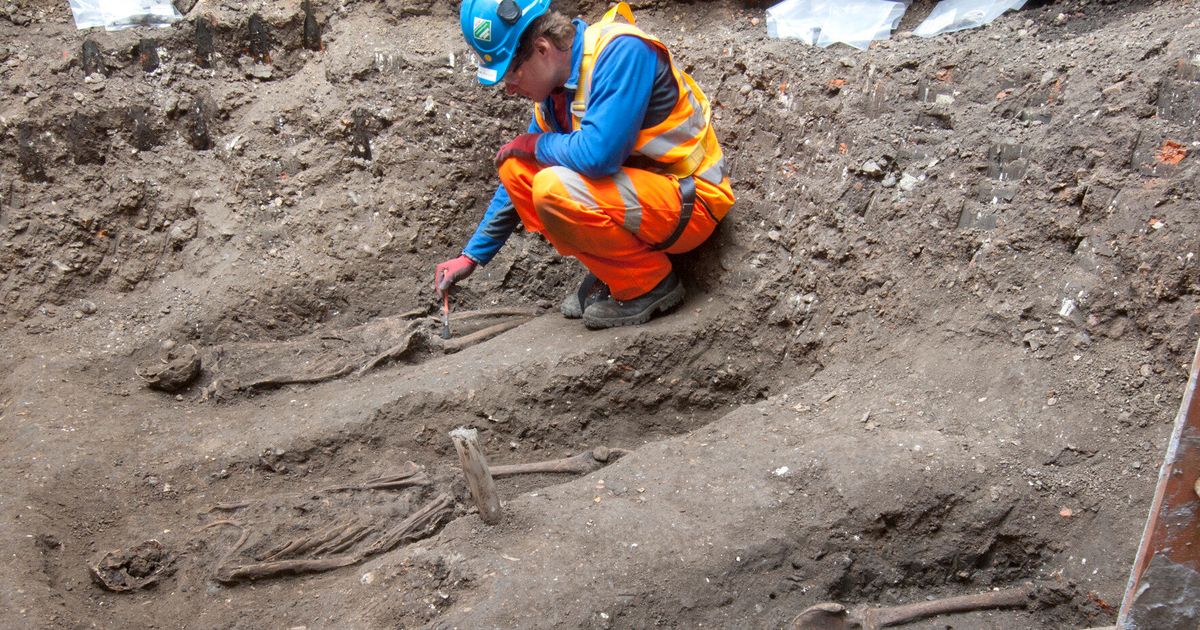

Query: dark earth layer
[[1, 0, 1198, 627]]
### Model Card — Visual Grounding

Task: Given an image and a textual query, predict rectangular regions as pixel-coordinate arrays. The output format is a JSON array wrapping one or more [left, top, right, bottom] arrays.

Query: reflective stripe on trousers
[[497, 156, 720, 301]]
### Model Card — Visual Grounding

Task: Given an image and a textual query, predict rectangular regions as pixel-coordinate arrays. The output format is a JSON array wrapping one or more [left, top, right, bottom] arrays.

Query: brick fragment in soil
[[1131, 129, 1189, 177]]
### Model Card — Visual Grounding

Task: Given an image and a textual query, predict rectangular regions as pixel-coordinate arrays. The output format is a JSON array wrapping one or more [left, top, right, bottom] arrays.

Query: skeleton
[[199, 493, 453, 583], [197, 308, 537, 399], [122, 440, 630, 587]]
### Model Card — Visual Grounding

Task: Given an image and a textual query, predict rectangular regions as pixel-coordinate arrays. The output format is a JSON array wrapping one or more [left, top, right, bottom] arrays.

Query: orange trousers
[[498, 156, 728, 300]]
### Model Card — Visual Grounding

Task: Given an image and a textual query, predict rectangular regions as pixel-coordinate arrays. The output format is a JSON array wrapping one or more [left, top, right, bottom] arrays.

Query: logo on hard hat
[[473, 17, 492, 42]]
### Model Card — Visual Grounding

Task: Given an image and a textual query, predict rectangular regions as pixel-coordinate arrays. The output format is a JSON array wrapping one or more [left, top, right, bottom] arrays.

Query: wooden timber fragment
[[136, 38, 159, 72], [302, 0, 322, 51], [449, 427, 502, 524], [81, 39, 104, 76], [194, 17, 214, 67], [247, 13, 271, 63]]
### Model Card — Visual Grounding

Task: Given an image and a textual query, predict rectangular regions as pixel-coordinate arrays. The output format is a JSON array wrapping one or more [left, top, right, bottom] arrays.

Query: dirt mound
[[0, 0, 1197, 628]]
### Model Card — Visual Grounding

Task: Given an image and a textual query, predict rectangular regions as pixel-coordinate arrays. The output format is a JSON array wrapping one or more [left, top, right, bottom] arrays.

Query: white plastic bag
[[913, 0, 1027, 37], [766, 0, 908, 50], [68, 0, 181, 31], [67, 0, 106, 29]]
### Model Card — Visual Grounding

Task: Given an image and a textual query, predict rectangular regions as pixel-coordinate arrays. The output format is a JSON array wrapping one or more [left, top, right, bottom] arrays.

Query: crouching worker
[[434, 0, 734, 329]]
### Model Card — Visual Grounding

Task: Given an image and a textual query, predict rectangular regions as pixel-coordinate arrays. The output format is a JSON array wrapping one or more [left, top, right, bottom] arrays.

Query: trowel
[[441, 288, 452, 339]]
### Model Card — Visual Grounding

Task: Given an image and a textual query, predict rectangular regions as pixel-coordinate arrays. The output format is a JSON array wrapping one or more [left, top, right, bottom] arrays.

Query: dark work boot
[[582, 272, 685, 329], [560, 273, 610, 319]]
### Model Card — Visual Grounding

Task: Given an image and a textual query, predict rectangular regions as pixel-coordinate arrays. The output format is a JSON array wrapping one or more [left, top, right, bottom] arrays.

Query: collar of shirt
[[541, 18, 588, 133], [563, 18, 587, 91]]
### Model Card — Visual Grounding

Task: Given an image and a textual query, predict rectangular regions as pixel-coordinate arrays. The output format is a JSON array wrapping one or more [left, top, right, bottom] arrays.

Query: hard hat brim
[[476, 58, 508, 86]]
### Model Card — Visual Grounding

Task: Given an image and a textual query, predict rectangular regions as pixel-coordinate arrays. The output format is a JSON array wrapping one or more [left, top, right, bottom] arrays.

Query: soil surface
[[2, 0, 1198, 628]]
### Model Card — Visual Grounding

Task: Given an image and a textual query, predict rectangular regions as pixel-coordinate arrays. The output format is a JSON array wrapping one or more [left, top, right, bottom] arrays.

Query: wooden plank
[[1119, 336, 1200, 629], [450, 427, 502, 525]]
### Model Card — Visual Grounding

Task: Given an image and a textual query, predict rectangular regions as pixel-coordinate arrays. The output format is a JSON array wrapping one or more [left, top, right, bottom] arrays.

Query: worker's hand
[[495, 133, 541, 168], [434, 255, 477, 297]]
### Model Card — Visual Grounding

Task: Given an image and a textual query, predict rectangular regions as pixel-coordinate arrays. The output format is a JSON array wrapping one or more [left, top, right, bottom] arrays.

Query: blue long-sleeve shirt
[[462, 19, 676, 265]]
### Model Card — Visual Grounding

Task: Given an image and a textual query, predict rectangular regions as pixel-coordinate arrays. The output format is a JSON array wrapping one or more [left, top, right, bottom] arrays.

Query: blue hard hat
[[460, 0, 551, 86]]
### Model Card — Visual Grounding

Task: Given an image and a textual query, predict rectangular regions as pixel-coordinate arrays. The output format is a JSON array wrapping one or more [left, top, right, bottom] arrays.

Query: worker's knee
[[532, 167, 575, 229], [496, 157, 524, 191]]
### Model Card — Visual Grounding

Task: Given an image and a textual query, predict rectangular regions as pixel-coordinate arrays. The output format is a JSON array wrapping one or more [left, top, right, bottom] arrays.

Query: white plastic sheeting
[[68, 0, 181, 31], [766, 0, 908, 50], [913, 0, 1028, 37]]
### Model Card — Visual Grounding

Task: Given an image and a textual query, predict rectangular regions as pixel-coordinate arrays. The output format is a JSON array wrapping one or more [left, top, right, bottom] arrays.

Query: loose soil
[[1, 0, 1198, 628]]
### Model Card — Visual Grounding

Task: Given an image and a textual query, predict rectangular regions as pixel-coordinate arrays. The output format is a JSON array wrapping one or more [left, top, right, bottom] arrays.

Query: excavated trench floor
[[1, 0, 1198, 628]]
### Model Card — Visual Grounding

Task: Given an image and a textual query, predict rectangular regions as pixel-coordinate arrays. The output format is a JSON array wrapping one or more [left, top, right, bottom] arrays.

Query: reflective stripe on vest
[[571, 2, 726, 185]]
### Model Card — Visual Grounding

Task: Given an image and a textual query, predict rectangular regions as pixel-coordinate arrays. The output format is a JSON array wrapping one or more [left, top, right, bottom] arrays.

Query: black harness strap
[[651, 176, 695, 252]]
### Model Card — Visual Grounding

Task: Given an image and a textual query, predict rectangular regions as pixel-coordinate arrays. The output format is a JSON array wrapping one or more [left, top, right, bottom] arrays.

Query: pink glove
[[494, 133, 541, 168], [435, 255, 477, 296]]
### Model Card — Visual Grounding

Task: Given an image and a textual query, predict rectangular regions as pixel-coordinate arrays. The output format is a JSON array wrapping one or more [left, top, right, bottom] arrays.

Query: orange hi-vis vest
[[534, 2, 733, 221]]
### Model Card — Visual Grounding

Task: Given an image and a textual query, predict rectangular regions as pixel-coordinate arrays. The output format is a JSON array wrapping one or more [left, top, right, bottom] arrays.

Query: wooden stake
[[449, 427, 502, 524]]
